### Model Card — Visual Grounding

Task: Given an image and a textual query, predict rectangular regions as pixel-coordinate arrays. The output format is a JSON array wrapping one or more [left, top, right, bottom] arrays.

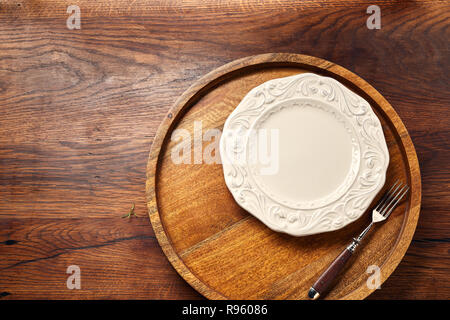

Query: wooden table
[[0, 0, 448, 299]]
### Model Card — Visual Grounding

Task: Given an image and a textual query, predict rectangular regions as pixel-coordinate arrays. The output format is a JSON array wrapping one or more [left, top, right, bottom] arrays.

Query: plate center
[[249, 99, 358, 208]]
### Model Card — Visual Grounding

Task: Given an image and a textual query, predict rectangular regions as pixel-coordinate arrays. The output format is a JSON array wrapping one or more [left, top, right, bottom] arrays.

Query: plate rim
[[145, 53, 421, 300]]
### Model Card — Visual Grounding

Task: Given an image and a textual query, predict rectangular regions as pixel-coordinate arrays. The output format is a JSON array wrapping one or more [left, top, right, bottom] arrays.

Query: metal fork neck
[[357, 222, 374, 242], [347, 222, 374, 253]]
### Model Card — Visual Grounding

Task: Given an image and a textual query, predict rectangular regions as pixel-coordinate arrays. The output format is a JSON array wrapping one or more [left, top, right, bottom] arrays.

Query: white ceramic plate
[[219, 73, 389, 236]]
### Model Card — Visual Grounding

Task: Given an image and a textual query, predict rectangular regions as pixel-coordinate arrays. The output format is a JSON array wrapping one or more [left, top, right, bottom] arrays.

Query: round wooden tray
[[146, 53, 421, 300]]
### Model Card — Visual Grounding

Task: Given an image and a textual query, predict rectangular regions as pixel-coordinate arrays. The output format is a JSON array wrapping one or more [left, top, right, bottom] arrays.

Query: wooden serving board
[[146, 53, 421, 300]]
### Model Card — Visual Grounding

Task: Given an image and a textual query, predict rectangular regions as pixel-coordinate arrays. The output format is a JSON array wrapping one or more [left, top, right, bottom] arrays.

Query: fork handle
[[308, 244, 355, 300]]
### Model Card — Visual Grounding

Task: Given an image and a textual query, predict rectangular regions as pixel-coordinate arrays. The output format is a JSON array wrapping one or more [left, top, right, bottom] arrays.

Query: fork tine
[[383, 186, 409, 219], [381, 183, 408, 216], [380, 183, 406, 215], [374, 180, 400, 212], [377, 181, 402, 214]]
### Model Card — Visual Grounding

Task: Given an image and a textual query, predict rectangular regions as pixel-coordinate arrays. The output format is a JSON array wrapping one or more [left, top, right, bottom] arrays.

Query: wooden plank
[[0, 0, 448, 299]]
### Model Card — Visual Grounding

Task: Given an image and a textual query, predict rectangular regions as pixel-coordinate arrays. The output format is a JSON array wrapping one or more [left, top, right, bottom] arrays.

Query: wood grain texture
[[0, 0, 448, 299], [146, 53, 422, 299]]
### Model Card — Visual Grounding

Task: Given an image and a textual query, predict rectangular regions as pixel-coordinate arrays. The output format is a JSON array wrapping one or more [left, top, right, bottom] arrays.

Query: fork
[[308, 181, 409, 300]]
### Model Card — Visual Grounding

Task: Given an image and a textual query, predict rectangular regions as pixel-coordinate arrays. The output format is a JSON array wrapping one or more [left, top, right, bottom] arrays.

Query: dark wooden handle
[[308, 247, 353, 299]]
